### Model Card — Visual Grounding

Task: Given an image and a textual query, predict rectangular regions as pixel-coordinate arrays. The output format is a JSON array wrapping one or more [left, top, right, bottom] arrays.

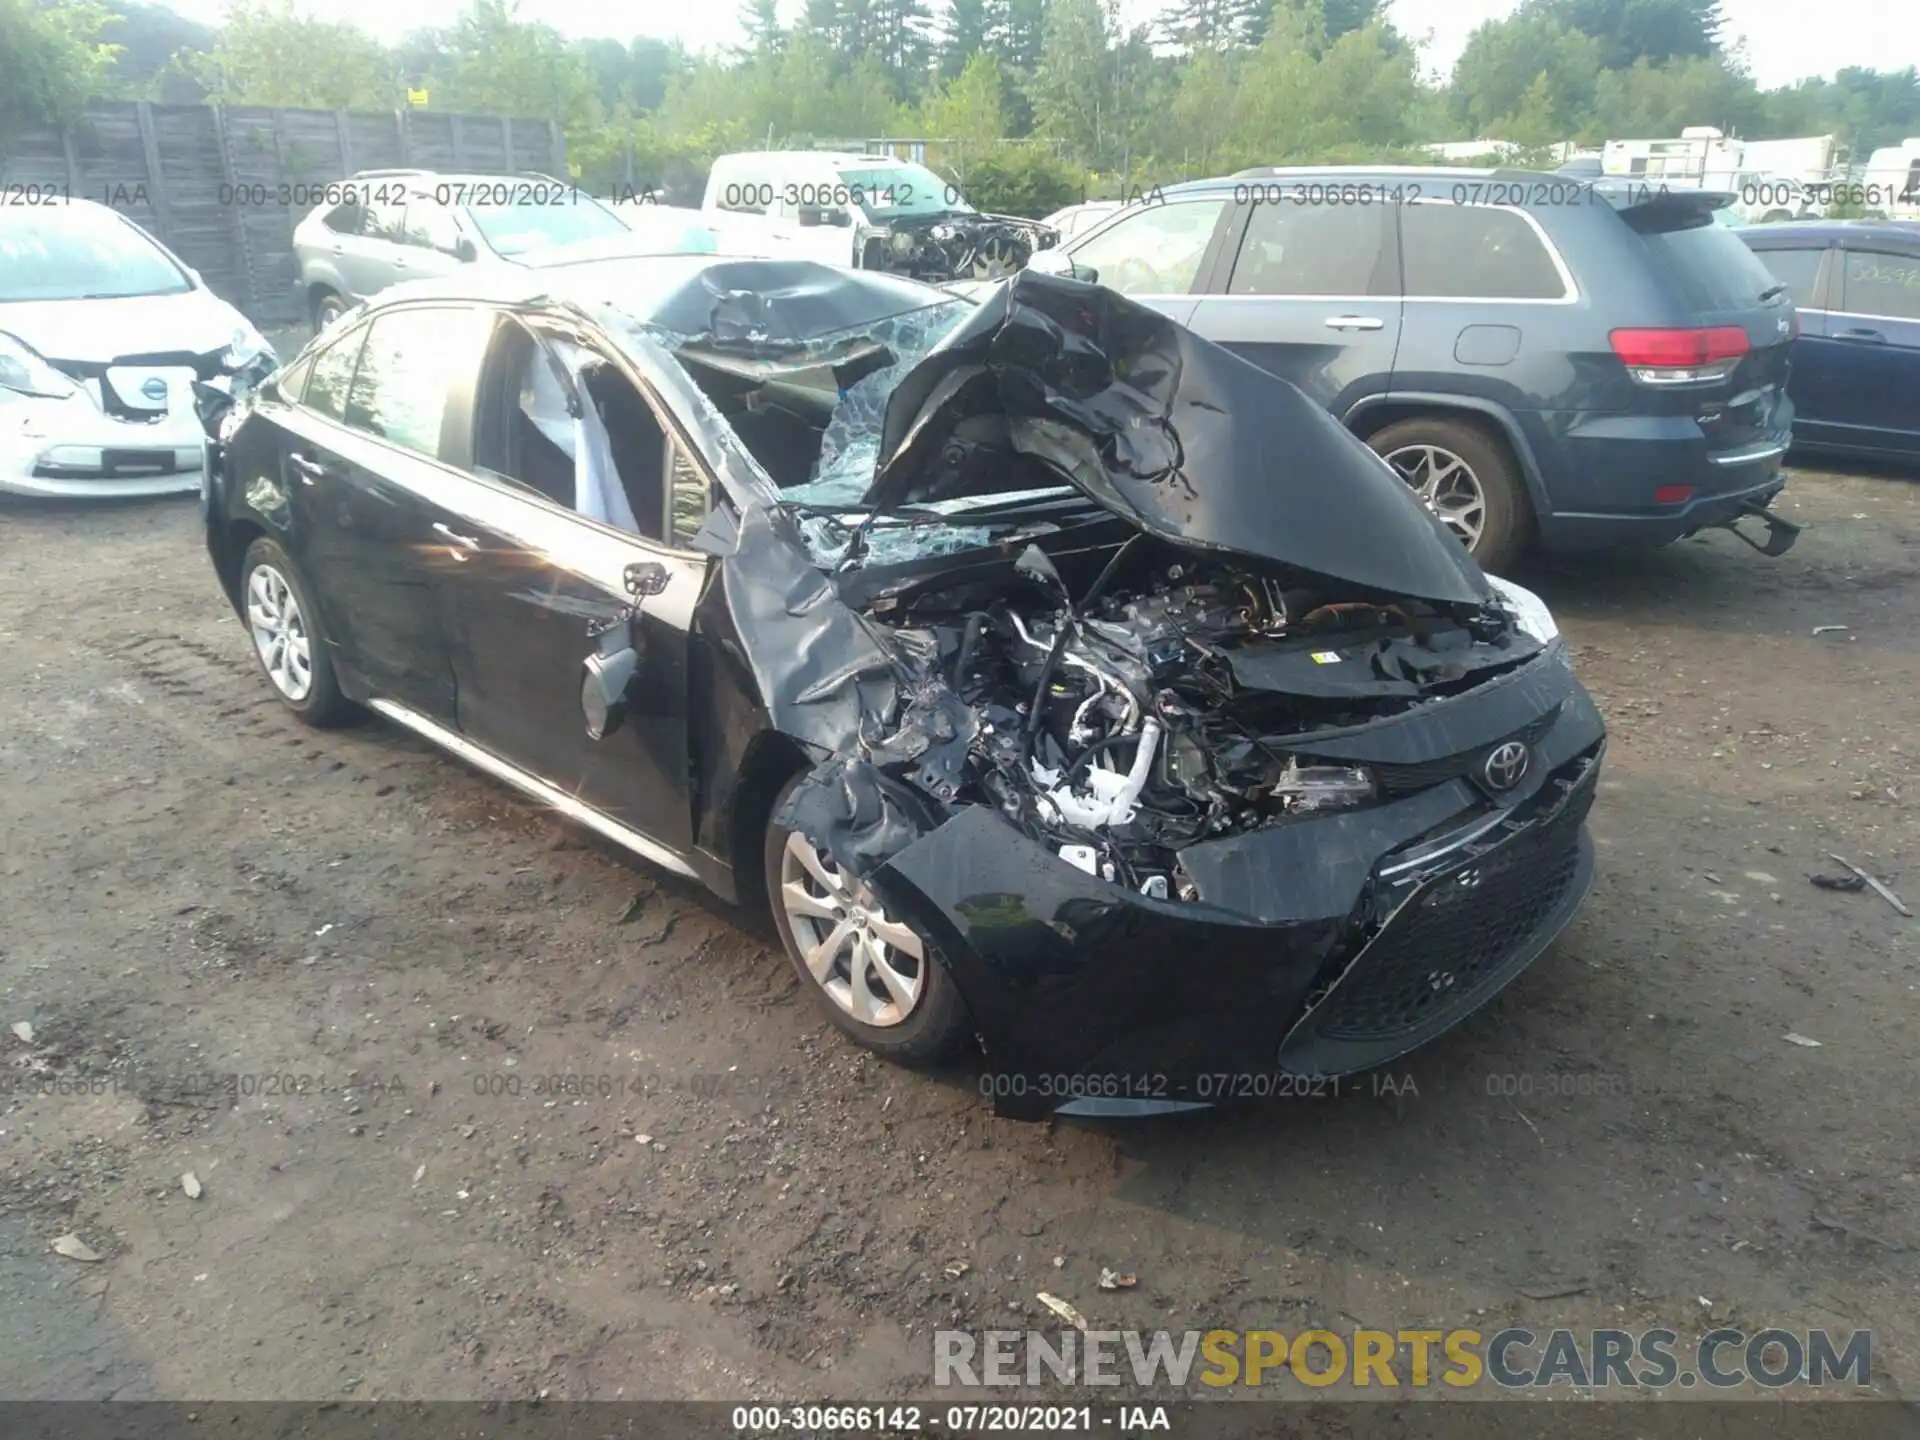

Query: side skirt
[[367, 699, 700, 882]]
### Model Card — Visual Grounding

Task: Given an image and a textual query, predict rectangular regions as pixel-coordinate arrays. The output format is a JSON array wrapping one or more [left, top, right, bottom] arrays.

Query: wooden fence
[[2, 101, 567, 325]]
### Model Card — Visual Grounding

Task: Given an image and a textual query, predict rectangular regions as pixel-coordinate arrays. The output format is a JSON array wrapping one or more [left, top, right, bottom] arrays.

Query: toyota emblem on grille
[[140, 377, 169, 401], [1482, 740, 1530, 791]]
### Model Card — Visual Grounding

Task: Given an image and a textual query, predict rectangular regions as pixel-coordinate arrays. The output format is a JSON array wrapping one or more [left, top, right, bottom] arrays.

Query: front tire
[[763, 773, 971, 1067], [1368, 416, 1530, 574], [239, 537, 354, 727]]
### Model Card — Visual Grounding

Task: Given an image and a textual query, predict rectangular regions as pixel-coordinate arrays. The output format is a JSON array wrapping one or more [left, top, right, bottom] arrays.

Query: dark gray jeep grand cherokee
[[1029, 167, 1802, 572]]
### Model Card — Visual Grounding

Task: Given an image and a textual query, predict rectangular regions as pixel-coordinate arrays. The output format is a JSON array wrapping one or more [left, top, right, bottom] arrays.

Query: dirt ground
[[2, 437, 1917, 1404]]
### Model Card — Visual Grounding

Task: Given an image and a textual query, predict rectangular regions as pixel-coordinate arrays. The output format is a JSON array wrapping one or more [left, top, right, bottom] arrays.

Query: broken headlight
[[1272, 757, 1377, 814], [1486, 575, 1559, 644]]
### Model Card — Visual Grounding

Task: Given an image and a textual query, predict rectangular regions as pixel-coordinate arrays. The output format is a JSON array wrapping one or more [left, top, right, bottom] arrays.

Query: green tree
[[867, 0, 934, 99], [939, 0, 991, 79], [1, 0, 122, 149], [1031, 0, 1109, 160], [738, 0, 783, 55], [1451, 10, 1602, 139], [921, 50, 1008, 143], [1588, 54, 1765, 140], [184, 0, 398, 110], [1536, 0, 1722, 69], [438, 0, 597, 123]]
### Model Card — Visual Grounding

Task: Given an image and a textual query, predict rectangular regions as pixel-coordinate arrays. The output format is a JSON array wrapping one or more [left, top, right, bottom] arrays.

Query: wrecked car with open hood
[[204, 256, 1603, 1119]]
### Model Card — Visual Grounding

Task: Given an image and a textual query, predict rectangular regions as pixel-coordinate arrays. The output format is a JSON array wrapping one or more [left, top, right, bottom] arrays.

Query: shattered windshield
[[626, 293, 1070, 565]]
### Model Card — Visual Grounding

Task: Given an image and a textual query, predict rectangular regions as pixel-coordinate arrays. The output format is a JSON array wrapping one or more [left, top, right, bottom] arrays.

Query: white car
[[612, 201, 729, 255], [701, 151, 1054, 280], [1041, 200, 1124, 240], [2, 198, 273, 499]]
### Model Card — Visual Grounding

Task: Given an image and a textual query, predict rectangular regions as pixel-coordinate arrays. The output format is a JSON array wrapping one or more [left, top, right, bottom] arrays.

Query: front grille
[[47, 350, 226, 383], [1342, 707, 1561, 798], [1278, 755, 1596, 1074]]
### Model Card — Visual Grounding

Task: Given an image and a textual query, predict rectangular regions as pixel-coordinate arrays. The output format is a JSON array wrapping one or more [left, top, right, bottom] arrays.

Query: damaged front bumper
[[0, 354, 275, 501], [859, 664, 1606, 1120], [0, 389, 209, 498]]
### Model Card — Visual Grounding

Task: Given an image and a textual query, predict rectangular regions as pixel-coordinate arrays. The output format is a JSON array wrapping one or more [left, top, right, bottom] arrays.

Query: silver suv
[[292, 169, 634, 328]]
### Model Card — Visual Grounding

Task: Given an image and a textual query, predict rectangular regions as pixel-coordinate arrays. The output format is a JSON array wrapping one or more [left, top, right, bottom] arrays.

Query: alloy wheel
[[245, 563, 313, 702], [1383, 443, 1488, 551], [778, 831, 925, 1027]]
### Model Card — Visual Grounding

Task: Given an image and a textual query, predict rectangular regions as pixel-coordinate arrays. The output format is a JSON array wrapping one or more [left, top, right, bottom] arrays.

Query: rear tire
[[1368, 415, 1530, 574], [312, 290, 348, 330], [762, 772, 972, 1068], [239, 537, 355, 728]]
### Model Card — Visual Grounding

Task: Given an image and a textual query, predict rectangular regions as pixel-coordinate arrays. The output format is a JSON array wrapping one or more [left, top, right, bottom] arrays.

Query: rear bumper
[[1526, 408, 1796, 551]]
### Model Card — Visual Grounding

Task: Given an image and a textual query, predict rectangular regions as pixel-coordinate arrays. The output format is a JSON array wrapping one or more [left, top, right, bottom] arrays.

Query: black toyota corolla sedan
[[202, 256, 1605, 1119]]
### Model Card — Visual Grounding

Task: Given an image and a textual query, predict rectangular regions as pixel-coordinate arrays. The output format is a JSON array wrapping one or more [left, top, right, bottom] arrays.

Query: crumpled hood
[[863, 270, 1492, 608], [0, 288, 249, 364]]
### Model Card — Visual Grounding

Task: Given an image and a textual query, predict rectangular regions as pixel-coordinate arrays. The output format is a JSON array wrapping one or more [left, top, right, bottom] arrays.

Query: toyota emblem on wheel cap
[[1482, 740, 1530, 791]]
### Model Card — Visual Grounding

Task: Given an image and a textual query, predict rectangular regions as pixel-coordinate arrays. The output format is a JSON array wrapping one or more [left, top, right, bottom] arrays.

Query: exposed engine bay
[[860, 212, 1057, 282], [859, 538, 1540, 898]]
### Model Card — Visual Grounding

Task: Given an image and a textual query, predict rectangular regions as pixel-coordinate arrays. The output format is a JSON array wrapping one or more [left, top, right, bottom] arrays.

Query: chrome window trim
[[1824, 307, 1920, 324]]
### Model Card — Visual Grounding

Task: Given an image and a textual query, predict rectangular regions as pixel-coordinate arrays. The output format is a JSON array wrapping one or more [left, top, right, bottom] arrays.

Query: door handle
[[288, 452, 326, 484], [1835, 327, 1886, 343], [433, 522, 480, 551], [1325, 315, 1385, 331]]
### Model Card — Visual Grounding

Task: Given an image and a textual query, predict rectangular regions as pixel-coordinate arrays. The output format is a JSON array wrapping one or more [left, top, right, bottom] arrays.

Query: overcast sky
[[158, 0, 1920, 92]]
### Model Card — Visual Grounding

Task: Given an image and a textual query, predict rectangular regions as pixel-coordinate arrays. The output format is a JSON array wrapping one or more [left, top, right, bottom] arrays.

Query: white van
[[699, 151, 1055, 281], [1859, 139, 1920, 220]]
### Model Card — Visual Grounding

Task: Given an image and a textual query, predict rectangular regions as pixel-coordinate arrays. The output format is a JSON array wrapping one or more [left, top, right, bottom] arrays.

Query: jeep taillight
[[1609, 326, 1750, 386]]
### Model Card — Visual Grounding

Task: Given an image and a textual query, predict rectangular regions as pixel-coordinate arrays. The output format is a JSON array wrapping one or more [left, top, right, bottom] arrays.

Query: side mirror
[[625, 561, 670, 597], [581, 646, 638, 741], [1025, 247, 1096, 284], [454, 236, 478, 262]]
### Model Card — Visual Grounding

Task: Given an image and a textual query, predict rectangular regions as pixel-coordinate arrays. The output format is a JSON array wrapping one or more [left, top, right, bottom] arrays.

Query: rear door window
[[1838, 249, 1920, 322], [1631, 211, 1781, 312], [1750, 246, 1829, 309], [1400, 203, 1567, 300], [1070, 199, 1226, 296], [321, 200, 365, 235], [343, 307, 490, 458], [1228, 200, 1394, 297], [302, 327, 368, 422]]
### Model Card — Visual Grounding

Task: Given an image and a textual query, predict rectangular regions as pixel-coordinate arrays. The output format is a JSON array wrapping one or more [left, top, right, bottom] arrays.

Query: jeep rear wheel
[[1369, 416, 1530, 574]]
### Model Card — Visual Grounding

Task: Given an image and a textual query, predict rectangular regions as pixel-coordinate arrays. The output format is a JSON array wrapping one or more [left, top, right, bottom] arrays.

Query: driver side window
[[471, 316, 711, 546], [1069, 199, 1226, 296]]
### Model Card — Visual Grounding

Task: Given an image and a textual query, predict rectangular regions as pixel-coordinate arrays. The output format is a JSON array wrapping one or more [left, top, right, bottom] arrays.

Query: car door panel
[[429, 480, 706, 852], [1184, 192, 1401, 414], [1810, 245, 1920, 455], [273, 408, 461, 719]]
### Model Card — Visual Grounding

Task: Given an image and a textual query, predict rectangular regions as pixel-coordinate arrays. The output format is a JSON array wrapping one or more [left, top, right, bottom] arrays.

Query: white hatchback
[[1, 199, 272, 499]]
